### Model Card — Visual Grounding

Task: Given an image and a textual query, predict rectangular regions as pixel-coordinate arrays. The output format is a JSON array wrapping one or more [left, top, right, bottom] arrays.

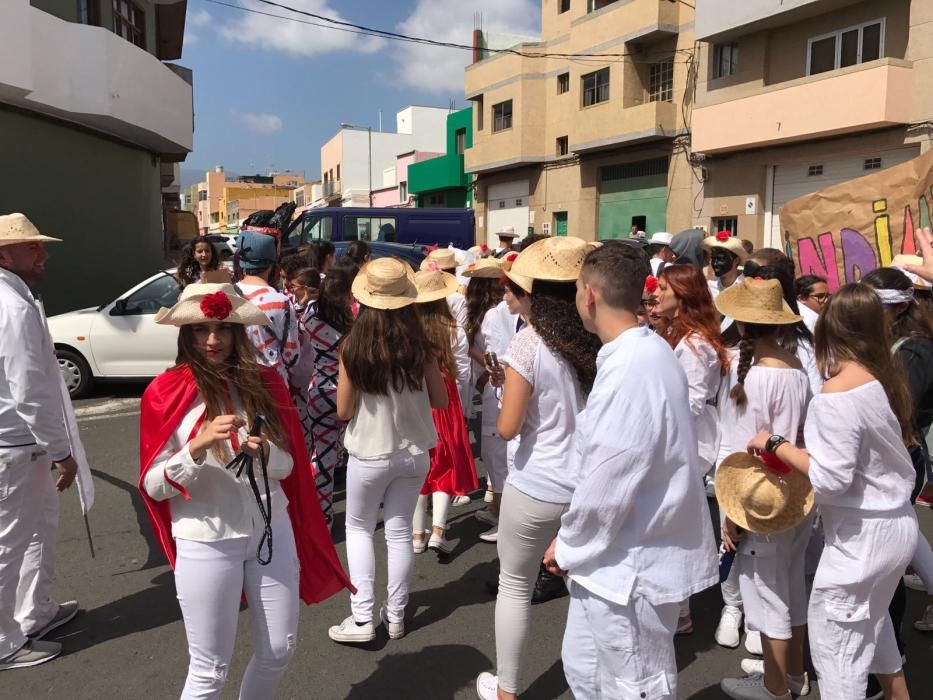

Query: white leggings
[[345, 450, 429, 624], [174, 515, 299, 700], [482, 433, 508, 493], [910, 528, 933, 591], [413, 492, 450, 532], [494, 484, 568, 694]]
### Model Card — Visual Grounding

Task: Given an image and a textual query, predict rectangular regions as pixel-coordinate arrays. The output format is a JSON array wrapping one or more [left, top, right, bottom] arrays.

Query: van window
[[344, 216, 397, 242], [298, 215, 333, 243]]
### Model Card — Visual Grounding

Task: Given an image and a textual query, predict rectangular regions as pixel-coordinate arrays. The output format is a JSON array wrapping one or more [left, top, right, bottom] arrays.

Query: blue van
[[282, 207, 475, 252]]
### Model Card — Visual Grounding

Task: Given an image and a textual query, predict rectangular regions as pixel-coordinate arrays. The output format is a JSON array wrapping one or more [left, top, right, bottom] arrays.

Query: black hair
[[465, 277, 503, 345], [862, 267, 933, 341], [756, 264, 813, 355], [795, 274, 827, 298], [307, 240, 337, 270], [342, 240, 371, 267], [580, 242, 650, 312], [316, 267, 354, 335]]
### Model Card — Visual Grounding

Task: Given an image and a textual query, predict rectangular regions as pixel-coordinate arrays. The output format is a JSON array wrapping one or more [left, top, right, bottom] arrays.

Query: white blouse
[[805, 381, 915, 510], [674, 333, 722, 471], [733, 365, 810, 451], [472, 308, 507, 434]]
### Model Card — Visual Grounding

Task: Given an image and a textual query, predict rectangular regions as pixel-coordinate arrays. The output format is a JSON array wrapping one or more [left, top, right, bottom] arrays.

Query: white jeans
[[0, 447, 59, 659], [482, 433, 508, 493], [345, 450, 429, 624], [174, 514, 299, 700], [413, 492, 450, 532], [563, 582, 679, 700]]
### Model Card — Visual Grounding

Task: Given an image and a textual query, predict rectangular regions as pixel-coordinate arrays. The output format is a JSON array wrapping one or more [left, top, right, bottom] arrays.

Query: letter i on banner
[[873, 199, 893, 267]]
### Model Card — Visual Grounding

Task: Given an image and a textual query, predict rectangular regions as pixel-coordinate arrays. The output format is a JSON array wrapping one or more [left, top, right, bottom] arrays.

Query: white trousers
[[0, 447, 59, 659], [909, 528, 933, 591], [174, 515, 299, 700], [563, 582, 679, 700], [344, 450, 428, 624], [413, 492, 450, 532], [808, 505, 917, 700], [482, 432, 508, 493]]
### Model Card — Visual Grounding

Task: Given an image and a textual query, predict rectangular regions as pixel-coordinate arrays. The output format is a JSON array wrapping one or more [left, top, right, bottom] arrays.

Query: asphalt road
[[3, 384, 932, 699]]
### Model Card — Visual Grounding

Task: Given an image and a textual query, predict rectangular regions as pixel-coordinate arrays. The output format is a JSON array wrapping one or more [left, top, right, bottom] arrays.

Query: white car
[[48, 270, 184, 398]]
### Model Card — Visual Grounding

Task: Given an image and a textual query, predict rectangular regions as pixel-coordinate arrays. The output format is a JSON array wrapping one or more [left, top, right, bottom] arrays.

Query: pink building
[[371, 151, 444, 207]]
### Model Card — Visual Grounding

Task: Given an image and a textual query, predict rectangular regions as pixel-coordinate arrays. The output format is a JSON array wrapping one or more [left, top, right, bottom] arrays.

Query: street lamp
[[340, 122, 373, 207]]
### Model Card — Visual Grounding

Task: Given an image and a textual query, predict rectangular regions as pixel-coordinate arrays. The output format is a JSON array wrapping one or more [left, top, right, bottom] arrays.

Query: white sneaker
[[475, 671, 498, 700], [735, 664, 810, 697], [379, 604, 404, 640], [479, 525, 498, 543], [716, 605, 744, 648], [328, 616, 375, 644], [428, 533, 453, 554], [412, 530, 429, 554], [915, 603, 933, 631], [740, 659, 764, 675], [0, 640, 62, 671], [475, 508, 498, 526], [745, 630, 763, 656], [721, 675, 790, 699], [904, 573, 926, 592], [451, 495, 471, 507]]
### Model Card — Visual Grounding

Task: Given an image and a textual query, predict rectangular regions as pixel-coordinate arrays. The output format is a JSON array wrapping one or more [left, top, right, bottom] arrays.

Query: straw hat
[[468, 244, 490, 258], [505, 236, 588, 292], [496, 226, 518, 240], [420, 248, 463, 271], [155, 282, 270, 327], [0, 213, 62, 247], [414, 268, 460, 303], [715, 452, 814, 534], [715, 277, 802, 325], [462, 257, 503, 279], [351, 257, 418, 310], [703, 230, 750, 261]]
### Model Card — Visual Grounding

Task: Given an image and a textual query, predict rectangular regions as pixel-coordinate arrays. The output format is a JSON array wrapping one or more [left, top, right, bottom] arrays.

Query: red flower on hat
[[644, 275, 659, 294], [716, 230, 731, 242], [200, 291, 233, 321], [506, 252, 518, 263], [480, 244, 489, 252]]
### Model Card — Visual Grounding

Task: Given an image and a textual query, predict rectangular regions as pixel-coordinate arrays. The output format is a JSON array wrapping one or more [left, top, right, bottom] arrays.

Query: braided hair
[[729, 324, 767, 407]]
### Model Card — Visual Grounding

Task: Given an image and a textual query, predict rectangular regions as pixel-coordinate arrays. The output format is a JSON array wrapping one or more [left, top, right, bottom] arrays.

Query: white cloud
[[189, 8, 212, 28], [234, 111, 284, 134], [393, 0, 540, 94], [219, 0, 384, 57]]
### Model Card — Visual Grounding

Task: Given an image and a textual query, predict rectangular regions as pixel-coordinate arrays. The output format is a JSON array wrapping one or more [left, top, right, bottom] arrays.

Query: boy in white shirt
[[544, 243, 718, 699]]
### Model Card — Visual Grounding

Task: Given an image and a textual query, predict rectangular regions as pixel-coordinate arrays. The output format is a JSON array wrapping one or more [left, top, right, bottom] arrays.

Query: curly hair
[[176, 239, 220, 287], [415, 299, 458, 378], [465, 277, 502, 345], [529, 280, 601, 395], [658, 265, 730, 375]]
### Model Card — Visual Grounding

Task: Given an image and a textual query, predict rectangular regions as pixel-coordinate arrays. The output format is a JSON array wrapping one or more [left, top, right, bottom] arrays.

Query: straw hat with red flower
[[155, 283, 270, 327]]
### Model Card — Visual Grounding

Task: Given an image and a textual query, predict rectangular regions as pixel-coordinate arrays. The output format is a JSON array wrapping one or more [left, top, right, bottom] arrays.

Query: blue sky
[[180, 0, 540, 185]]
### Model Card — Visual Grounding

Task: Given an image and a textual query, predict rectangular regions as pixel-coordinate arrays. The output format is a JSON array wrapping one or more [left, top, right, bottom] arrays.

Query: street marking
[[74, 398, 141, 418]]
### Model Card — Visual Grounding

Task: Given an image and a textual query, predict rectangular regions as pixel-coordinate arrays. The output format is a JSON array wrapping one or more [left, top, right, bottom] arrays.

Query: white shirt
[[142, 392, 293, 542], [709, 273, 745, 301], [805, 381, 915, 511], [502, 326, 583, 503], [733, 365, 810, 451], [473, 308, 507, 434], [716, 347, 740, 464], [650, 257, 664, 276], [674, 333, 722, 471], [796, 338, 824, 395], [554, 327, 718, 605], [0, 268, 71, 460], [344, 380, 437, 460], [453, 324, 472, 413], [799, 304, 819, 335], [446, 292, 467, 330]]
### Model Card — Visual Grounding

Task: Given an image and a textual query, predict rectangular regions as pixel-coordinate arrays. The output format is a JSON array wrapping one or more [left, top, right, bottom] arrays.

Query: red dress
[[421, 375, 478, 496]]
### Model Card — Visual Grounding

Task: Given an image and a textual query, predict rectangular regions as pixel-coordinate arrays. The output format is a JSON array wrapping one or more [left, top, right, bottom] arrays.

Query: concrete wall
[[31, 0, 160, 56], [0, 106, 163, 314], [695, 0, 864, 41]]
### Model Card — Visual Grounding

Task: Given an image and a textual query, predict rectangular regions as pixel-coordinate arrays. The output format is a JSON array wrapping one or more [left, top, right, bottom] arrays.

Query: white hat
[[0, 213, 62, 247], [647, 232, 673, 246], [155, 283, 270, 327], [496, 226, 518, 239]]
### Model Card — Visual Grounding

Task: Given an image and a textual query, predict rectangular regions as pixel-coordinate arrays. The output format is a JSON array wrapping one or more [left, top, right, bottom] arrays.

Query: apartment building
[[464, 0, 695, 244], [692, 0, 933, 248], [0, 0, 193, 312], [408, 107, 474, 208], [195, 167, 304, 233]]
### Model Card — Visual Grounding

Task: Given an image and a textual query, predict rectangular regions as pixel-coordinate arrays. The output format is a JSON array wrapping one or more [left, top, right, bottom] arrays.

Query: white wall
[[341, 129, 412, 198], [401, 106, 449, 154]]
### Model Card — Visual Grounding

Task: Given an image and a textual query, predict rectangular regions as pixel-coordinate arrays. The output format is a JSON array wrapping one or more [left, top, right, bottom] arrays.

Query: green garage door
[[597, 157, 668, 239]]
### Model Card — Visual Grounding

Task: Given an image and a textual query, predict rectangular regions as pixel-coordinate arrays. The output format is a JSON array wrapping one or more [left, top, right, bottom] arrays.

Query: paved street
[[3, 384, 932, 699]]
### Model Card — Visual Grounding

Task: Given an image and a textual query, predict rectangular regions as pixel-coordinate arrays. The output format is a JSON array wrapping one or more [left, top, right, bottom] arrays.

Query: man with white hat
[[492, 227, 518, 259], [0, 213, 80, 671], [646, 231, 675, 276], [703, 231, 750, 300]]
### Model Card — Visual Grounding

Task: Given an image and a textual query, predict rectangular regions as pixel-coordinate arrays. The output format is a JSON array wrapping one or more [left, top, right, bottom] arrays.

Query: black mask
[[711, 250, 736, 278]]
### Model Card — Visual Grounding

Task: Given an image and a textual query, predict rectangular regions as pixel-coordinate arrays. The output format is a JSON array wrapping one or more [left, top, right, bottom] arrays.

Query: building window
[[112, 0, 146, 49], [455, 128, 467, 155], [582, 68, 610, 107], [336, 164, 341, 181], [400, 181, 408, 202], [648, 59, 674, 103], [864, 157, 882, 170], [601, 157, 668, 181], [559, 0, 571, 13], [807, 164, 824, 177], [493, 100, 513, 132], [714, 217, 738, 237], [78, 0, 100, 25], [476, 96, 484, 131], [295, 190, 305, 207], [515, 199, 523, 207], [556, 136, 569, 156], [807, 19, 884, 75], [198, 190, 207, 202], [557, 72, 570, 95], [498, 201, 506, 209], [713, 42, 738, 79]]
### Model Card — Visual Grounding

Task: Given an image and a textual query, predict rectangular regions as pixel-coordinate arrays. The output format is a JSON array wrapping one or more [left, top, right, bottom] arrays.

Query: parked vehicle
[[282, 207, 475, 253], [332, 241, 427, 270], [205, 233, 237, 259]]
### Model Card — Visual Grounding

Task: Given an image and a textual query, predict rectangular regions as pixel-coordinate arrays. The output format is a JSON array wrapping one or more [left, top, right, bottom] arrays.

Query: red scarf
[[138, 364, 353, 604]]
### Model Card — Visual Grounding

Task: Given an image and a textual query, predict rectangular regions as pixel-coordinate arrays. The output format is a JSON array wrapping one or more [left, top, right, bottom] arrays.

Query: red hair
[[659, 265, 730, 375]]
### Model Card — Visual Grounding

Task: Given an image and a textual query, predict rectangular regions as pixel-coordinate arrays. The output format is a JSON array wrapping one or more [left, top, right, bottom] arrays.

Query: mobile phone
[[484, 351, 500, 369], [249, 413, 266, 437]]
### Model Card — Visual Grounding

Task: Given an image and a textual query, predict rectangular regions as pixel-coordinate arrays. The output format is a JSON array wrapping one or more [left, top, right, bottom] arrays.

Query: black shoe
[[532, 568, 567, 605]]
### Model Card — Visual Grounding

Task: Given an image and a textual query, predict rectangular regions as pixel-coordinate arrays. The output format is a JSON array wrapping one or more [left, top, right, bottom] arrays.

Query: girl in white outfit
[[749, 283, 918, 700], [327, 259, 448, 644]]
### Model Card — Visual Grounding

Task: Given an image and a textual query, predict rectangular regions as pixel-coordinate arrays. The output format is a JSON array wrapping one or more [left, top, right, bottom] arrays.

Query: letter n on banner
[[796, 233, 840, 291], [841, 228, 877, 283]]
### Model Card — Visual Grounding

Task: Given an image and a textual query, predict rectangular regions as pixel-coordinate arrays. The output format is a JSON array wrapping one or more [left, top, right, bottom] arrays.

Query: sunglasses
[[807, 292, 830, 303], [641, 298, 659, 308], [742, 260, 762, 278]]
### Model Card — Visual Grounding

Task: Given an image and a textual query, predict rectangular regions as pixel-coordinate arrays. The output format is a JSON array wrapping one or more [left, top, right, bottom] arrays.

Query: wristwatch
[[765, 434, 788, 454]]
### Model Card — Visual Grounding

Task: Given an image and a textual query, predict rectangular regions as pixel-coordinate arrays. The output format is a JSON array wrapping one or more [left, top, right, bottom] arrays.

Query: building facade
[[408, 107, 474, 208], [0, 0, 193, 313], [692, 0, 933, 248], [195, 168, 305, 233], [464, 0, 695, 245]]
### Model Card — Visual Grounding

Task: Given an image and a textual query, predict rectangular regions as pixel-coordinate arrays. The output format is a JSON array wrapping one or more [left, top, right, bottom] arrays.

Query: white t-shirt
[[502, 326, 583, 503], [473, 308, 507, 435], [799, 304, 819, 335], [732, 365, 810, 452], [674, 333, 722, 471], [715, 347, 740, 465]]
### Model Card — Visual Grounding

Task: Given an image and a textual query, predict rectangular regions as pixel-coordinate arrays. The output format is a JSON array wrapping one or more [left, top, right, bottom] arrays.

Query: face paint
[[711, 249, 735, 278]]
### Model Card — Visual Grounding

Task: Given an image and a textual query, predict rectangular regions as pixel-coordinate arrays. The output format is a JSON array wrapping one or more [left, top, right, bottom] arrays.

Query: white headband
[[873, 287, 914, 305]]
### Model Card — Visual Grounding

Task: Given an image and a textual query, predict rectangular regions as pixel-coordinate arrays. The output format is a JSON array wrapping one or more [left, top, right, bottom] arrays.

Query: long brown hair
[[465, 277, 502, 345], [659, 265, 730, 375], [815, 284, 915, 445], [176, 323, 286, 460], [340, 305, 432, 394], [415, 299, 458, 378]]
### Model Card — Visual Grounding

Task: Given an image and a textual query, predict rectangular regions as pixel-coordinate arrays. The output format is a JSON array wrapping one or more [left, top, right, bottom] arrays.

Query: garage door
[[768, 145, 919, 246], [597, 157, 668, 239], [486, 180, 530, 247]]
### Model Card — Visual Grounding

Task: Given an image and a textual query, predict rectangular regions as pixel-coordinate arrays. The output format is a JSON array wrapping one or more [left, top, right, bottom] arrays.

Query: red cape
[[138, 364, 353, 604]]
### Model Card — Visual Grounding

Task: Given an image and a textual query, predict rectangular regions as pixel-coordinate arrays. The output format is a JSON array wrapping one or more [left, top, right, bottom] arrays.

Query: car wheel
[[57, 348, 93, 399]]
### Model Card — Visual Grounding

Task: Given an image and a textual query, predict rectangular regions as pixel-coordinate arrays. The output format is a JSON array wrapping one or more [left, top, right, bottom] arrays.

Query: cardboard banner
[[781, 148, 933, 291]]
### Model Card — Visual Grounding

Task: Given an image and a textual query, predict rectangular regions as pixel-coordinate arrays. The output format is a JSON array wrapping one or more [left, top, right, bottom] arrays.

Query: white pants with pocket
[[808, 505, 917, 700], [563, 582, 679, 700], [482, 432, 508, 493], [0, 447, 59, 659], [345, 449, 429, 624], [174, 514, 299, 700]]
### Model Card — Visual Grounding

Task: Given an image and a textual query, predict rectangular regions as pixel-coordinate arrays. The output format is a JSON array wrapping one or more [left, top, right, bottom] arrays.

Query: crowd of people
[[1, 207, 933, 700]]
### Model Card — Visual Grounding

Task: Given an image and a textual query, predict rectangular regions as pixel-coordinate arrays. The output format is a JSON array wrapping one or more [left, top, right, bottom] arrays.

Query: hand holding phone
[[484, 352, 505, 388]]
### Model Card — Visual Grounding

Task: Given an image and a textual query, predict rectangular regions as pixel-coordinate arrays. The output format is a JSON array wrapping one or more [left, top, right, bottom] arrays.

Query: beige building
[[692, 0, 933, 248], [464, 0, 695, 244], [195, 167, 305, 232]]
